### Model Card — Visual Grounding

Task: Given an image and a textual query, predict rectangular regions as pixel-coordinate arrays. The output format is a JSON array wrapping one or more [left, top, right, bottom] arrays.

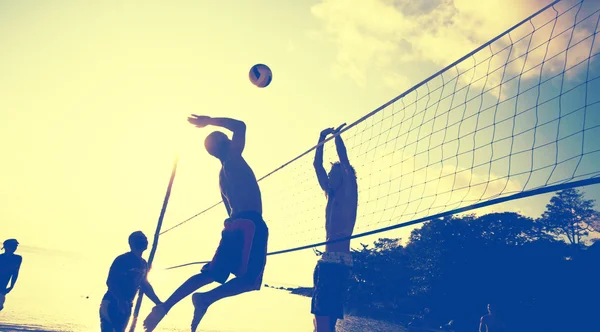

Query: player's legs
[[144, 219, 241, 332], [190, 276, 260, 331], [143, 272, 213, 332], [312, 263, 336, 332], [113, 307, 132, 332], [100, 299, 130, 332], [99, 299, 114, 332], [311, 262, 348, 332], [313, 316, 337, 332], [165, 272, 215, 311], [191, 216, 268, 331]]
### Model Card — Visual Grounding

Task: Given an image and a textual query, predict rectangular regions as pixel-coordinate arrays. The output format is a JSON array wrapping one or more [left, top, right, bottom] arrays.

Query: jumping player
[[143, 115, 269, 332]]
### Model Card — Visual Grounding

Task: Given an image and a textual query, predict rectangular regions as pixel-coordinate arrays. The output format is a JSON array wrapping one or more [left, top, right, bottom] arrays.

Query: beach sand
[[0, 315, 408, 332], [0, 324, 61, 332]]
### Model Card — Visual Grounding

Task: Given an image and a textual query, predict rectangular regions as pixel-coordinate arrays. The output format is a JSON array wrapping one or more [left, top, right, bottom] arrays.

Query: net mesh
[[160, 0, 600, 260]]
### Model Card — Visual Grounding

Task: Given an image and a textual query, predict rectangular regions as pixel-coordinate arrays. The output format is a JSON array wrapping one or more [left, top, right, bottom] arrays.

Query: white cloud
[[310, 0, 599, 93]]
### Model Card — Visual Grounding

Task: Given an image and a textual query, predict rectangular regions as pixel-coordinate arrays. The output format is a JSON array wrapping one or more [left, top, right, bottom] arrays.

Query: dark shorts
[[99, 294, 132, 332], [201, 211, 269, 290], [311, 261, 351, 319]]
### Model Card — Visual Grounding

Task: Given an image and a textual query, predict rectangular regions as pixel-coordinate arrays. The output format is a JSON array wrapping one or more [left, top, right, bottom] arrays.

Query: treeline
[[344, 188, 600, 332]]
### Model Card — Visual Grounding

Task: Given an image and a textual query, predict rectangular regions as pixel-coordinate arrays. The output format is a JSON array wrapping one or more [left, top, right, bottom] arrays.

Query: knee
[[192, 272, 214, 284], [232, 276, 260, 292], [236, 276, 260, 292]]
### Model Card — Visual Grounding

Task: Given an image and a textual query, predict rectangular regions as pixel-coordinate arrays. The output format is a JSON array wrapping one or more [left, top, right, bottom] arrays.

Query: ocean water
[[0, 247, 406, 332]]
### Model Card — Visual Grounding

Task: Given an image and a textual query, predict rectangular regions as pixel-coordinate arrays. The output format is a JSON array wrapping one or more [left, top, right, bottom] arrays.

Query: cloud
[[310, 0, 599, 93]]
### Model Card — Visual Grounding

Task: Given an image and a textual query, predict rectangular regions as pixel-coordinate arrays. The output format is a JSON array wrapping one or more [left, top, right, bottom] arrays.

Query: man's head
[[2, 239, 18, 254], [128, 231, 148, 252], [328, 162, 357, 190], [204, 131, 231, 160], [487, 303, 493, 313]]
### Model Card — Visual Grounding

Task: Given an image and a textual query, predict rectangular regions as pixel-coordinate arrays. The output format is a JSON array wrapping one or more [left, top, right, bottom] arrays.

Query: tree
[[539, 188, 600, 245], [347, 238, 412, 319]]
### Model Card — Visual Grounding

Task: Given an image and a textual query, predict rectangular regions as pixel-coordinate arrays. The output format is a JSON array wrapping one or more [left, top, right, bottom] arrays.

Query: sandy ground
[[0, 324, 61, 332], [0, 316, 409, 332]]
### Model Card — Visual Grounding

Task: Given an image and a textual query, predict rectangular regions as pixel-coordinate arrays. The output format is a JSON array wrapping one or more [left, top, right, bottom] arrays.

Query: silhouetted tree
[[347, 238, 411, 320], [539, 188, 600, 245], [341, 190, 600, 332]]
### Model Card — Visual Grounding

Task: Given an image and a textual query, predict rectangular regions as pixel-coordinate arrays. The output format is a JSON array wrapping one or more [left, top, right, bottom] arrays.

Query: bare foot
[[191, 293, 210, 332], [143, 304, 167, 332]]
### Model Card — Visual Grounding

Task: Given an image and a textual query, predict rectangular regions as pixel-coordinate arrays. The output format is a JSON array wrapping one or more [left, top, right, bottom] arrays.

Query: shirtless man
[[0, 239, 22, 311], [144, 115, 268, 332], [479, 304, 505, 332], [311, 124, 358, 332]]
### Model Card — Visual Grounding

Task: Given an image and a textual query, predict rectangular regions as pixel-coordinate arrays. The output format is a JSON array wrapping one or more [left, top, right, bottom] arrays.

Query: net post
[[128, 155, 179, 332]]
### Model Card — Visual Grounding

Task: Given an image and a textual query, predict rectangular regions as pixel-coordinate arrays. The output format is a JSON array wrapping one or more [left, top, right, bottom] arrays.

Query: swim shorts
[[201, 211, 269, 290], [99, 294, 132, 332], [311, 253, 352, 319]]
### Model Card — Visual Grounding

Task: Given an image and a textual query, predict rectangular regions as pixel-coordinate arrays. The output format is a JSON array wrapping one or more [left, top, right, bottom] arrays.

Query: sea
[[0, 247, 406, 332]]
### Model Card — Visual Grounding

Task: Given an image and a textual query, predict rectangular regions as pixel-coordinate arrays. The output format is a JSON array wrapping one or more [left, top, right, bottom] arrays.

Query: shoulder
[[8, 255, 22, 265], [114, 252, 133, 264], [5, 254, 22, 263]]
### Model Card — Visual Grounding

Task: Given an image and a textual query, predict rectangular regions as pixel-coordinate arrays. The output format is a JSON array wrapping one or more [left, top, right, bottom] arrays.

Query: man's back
[[325, 177, 358, 252], [220, 155, 262, 215], [0, 253, 21, 288]]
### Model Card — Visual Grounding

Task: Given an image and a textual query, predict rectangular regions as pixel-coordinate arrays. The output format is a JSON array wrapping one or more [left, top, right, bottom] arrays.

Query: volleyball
[[249, 64, 272, 88]]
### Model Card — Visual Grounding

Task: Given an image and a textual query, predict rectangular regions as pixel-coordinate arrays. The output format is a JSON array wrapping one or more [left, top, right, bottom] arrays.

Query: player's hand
[[187, 114, 211, 128], [333, 123, 347, 134], [320, 127, 335, 137]]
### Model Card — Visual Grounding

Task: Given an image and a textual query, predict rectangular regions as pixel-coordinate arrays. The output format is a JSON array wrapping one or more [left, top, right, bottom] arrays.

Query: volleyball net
[[128, 0, 600, 329], [162, 0, 600, 259]]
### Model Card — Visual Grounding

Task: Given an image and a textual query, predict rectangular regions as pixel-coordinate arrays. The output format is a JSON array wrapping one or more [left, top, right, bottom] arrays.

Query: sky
[[1, 0, 600, 329]]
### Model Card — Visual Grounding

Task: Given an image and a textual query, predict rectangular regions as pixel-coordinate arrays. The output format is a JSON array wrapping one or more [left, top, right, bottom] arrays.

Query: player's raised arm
[[314, 128, 333, 193], [333, 123, 352, 175], [188, 115, 247, 155]]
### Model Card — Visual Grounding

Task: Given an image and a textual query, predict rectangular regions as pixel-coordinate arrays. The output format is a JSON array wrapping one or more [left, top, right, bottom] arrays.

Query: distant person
[[479, 303, 505, 332], [100, 231, 162, 332], [0, 239, 22, 311], [143, 115, 269, 332], [311, 124, 358, 332]]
